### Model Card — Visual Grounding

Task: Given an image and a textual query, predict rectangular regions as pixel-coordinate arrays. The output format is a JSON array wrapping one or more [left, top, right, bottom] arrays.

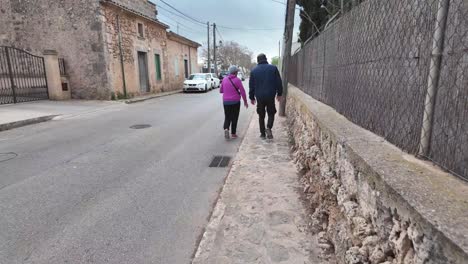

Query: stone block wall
[[0, 0, 111, 99], [101, 4, 198, 96], [165, 37, 197, 91], [109, 0, 157, 19], [0, 1, 14, 45], [286, 86, 468, 264], [102, 3, 169, 96]]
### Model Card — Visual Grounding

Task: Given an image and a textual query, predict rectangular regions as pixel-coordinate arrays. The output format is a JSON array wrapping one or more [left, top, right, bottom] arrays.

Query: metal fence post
[[5, 47, 17, 103], [42, 56, 50, 99], [418, 0, 451, 157], [320, 36, 327, 101], [279, 0, 296, 117]]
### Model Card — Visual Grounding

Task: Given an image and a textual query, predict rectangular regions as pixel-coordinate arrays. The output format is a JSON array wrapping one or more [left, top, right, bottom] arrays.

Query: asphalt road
[[0, 86, 253, 264]]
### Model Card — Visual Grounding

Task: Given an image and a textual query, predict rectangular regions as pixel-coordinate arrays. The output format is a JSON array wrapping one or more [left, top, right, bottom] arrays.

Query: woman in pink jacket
[[220, 66, 248, 140]]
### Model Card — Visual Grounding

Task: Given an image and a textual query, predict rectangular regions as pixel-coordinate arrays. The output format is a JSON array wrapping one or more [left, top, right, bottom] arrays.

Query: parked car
[[207, 73, 220, 88], [219, 71, 229, 82], [237, 72, 245, 81], [183, 73, 214, 92]]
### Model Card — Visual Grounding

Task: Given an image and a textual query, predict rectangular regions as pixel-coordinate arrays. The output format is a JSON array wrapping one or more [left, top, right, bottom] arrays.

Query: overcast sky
[[151, 0, 301, 63]]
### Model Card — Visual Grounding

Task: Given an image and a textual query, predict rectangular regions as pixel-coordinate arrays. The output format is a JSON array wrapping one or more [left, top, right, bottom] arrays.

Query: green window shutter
[[155, 54, 162, 80]]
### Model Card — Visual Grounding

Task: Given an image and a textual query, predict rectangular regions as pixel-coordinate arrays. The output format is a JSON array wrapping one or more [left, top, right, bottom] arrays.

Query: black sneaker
[[224, 129, 230, 140], [260, 134, 266, 139], [266, 129, 273, 139]]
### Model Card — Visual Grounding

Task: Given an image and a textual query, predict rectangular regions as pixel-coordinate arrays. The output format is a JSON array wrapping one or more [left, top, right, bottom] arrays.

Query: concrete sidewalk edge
[[191, 112, 319, 263], [191, 117, 256, 263], [190, 110, 255, 262], [124, 90, 182, 104], [0, 115, 58, 132]]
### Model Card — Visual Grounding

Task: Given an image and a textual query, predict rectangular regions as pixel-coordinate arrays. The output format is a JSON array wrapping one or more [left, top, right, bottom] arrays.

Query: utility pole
[[177, 22, 179, 34], [213, 23, 217, 76], [340, 0, 344, 13], [279, 0, 296, 116], [207, 22, 211, 73], [278, 40, 281, 72], [279, 40, 281, 58], [418, 0, 450, 157]]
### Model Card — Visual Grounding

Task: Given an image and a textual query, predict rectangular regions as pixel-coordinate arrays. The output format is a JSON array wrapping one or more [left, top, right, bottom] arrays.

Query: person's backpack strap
[[228, 78, 241, 96]]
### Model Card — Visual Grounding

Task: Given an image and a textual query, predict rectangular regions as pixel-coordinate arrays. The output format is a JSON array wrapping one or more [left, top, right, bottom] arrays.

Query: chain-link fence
[[289, 0, 467, 181]]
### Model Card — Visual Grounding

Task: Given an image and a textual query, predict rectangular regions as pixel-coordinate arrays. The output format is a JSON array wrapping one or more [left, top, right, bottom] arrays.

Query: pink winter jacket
[[220, 74, 248, 105]]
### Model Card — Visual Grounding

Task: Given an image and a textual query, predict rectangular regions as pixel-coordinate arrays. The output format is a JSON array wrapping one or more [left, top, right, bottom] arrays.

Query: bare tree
[[201, 41, 253, 73]]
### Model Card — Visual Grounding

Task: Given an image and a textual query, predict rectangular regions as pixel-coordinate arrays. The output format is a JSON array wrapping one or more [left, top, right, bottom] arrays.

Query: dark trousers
[[256, 98, 276, 135], [223, 102, 241, 134]]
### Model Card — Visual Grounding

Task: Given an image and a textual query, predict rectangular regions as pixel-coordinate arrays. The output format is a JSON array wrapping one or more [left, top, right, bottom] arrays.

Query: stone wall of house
[[0, 0, 111, 99], [0, 1, 14, 45], [166, 37, 198, 91], [286, 86, 468, 264], [109, 0, 157, 19], [102, 3, 169, 97], [102, 4, 199, 97]]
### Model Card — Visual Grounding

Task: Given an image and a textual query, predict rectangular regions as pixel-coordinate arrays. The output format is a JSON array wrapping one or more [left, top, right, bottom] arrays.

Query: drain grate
[[209, 156, 231, 168], [130, 124, 151, 129]]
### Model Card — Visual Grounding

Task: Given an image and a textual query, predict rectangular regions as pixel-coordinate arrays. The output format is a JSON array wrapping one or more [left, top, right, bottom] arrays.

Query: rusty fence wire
[[289, 0, 467, 180]]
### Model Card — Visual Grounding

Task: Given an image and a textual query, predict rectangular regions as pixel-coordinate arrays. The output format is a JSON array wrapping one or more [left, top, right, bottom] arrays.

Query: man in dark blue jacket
[[249, 54, 283, 139]]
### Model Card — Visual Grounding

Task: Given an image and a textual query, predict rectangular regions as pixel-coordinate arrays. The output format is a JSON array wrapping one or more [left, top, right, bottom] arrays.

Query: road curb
[[0, 115, 59, 132], [191, 112, 255, 263], [124, 90, 182, 104]]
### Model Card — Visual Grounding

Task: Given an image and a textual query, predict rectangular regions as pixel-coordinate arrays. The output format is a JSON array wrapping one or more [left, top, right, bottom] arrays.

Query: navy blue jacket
[[249, 61, 283, 100]]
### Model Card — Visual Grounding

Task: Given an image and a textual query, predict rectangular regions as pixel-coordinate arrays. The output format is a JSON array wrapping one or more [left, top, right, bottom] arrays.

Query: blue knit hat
[[228, 65, 239, 75]]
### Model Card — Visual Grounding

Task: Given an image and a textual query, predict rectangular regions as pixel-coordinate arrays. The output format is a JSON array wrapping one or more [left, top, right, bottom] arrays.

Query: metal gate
[[0, 46, 49, 104]]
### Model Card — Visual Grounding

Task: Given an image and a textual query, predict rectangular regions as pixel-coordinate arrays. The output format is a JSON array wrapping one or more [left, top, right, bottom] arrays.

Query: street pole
[[177, 22, 179, 34], [279, 40, 281, 58], [418, 0, 450, 157], [207, 22, 211, 73], [340, 0, 344, 13], [213, 23, 217, 76], [278, 40, 281, 72], [279, 0, 296, 117]]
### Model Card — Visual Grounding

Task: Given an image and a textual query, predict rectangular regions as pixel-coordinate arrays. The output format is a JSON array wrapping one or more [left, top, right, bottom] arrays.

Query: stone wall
[[102, 3, 168, 96], [108, 0, 157, 19], [0, 1, 14, 45], [165, 36, 198, 91], [102, 4, 198, 96], [286, 86, 468, 264], [0, 0, 111, 99]]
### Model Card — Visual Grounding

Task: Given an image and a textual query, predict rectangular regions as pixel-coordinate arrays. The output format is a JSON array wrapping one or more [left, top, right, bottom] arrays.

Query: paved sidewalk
[[0, 91, 182, 131], [193, 115, 324, 264], [0, 100, 121, 131]]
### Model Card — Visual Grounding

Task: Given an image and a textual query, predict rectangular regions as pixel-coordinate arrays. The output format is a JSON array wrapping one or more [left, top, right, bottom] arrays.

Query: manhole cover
[[130, 124, 151, 129], [0, 152, 18, 162], [209, 156, 232, 168]]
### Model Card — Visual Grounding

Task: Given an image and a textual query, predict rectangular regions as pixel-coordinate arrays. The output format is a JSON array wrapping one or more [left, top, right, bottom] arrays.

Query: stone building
[[0, 0, 201, 99]]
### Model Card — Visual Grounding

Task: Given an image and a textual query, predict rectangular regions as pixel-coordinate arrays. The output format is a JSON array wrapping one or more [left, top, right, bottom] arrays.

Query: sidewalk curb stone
[[124, 90, 182, 104], [0, 115, 58, 132]]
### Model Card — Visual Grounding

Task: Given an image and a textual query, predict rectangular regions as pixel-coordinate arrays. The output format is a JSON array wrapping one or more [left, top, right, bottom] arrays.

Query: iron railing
[[58, 58, 67, 76], [288, 0, 467, 181], [0, 46, 49, 104]]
